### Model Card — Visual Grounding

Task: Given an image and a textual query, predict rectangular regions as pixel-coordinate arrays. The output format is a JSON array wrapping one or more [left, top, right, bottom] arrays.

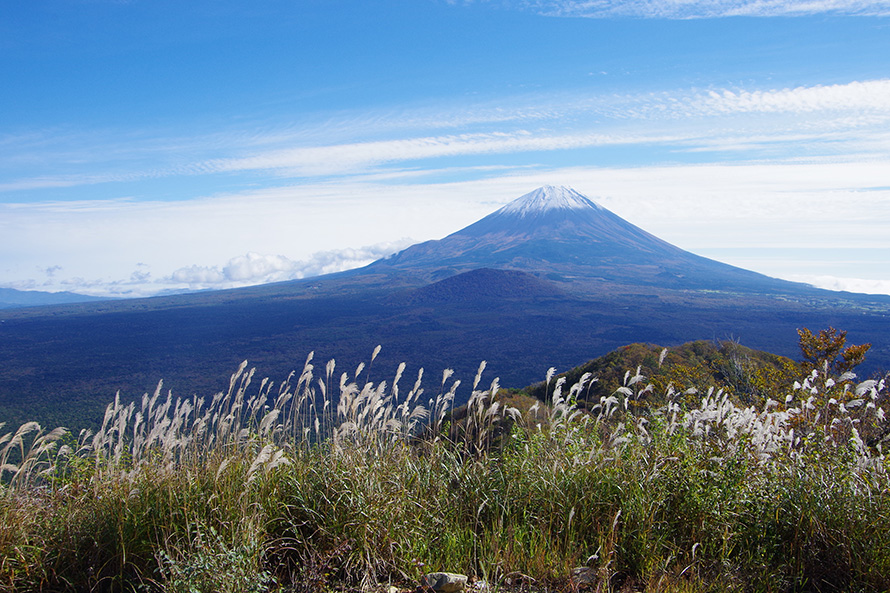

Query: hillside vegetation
[[1, 331, 889, 592], [526, 339, 802, 408]]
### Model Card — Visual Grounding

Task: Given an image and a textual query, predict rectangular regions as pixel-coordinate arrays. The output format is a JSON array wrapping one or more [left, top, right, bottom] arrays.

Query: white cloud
[[3, 240, 417, 298], [790, 275, 890, 295], [520, 0, 890, 18], [167, 240, 415, 290], [223, 253, 297, 282], [170, 265, 226, 285], [203, 130, 688, 177], [688, 80, 890, 116]]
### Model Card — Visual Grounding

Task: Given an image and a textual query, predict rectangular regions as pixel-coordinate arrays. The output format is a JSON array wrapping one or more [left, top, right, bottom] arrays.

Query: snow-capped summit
[[453, 184, 635, 242], [373, 184, 691, 276], [499, 185, 603, 217]]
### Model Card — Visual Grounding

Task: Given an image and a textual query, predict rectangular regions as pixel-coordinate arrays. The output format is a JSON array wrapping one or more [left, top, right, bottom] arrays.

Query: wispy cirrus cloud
[[200, 79, 890, 176], [203, 130, 688, 177], [516, 0, 890, 18], [684, 80, 890, 115], [2, 79, 889, 196]]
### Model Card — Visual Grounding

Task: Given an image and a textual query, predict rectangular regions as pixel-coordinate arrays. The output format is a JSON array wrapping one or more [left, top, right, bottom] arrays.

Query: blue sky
[[2, 0, 889, 297]]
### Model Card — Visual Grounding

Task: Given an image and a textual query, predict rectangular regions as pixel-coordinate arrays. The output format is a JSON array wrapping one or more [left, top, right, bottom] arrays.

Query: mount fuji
[[1, 185, 889, 429], [364, 185, 811, 295]]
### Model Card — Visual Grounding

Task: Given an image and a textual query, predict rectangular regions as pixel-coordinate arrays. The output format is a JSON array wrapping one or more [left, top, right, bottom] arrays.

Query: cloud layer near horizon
[[169, 241, 414, 291], [3, 156, 888, 298]]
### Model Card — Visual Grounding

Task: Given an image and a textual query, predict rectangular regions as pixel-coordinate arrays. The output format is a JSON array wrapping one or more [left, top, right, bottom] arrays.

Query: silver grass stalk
[[473, 361, 487, 391]]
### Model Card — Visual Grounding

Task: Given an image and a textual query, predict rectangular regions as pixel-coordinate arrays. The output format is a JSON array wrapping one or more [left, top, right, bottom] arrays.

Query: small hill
[[525, 340, 800, 407], [406, 268, 566, 304]]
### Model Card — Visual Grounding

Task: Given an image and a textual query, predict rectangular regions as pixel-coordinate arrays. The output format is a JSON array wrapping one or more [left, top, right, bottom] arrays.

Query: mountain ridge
[[0, 287, 108, 310]]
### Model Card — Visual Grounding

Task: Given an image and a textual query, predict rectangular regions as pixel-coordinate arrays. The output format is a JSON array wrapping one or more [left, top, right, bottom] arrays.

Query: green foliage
[[155, 524, 272, 593], [527, 339, 800, 408]]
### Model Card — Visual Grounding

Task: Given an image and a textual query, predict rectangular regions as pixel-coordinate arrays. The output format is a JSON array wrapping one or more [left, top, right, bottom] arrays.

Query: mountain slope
[[368, 186, 812, 293]]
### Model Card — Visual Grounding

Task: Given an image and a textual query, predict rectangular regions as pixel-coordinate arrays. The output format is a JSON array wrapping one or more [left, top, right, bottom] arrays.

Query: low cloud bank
[[2, 239, 416, 299], [169, 239, 415, 290], [791, 274, 890, 296]]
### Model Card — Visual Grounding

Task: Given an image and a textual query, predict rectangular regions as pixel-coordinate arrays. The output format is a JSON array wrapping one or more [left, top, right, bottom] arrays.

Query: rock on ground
[[422, 572, 468, 593]]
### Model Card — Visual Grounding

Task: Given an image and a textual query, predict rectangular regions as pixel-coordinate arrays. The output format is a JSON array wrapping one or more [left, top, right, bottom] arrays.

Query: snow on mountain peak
[[500, 186, 604, 217]]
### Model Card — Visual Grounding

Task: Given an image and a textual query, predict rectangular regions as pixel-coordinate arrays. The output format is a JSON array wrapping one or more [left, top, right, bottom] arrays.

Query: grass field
[[1, 347, 889, 592]]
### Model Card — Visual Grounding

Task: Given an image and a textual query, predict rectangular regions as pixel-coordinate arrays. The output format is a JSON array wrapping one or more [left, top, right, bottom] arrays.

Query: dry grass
[[1, 347, 889, 592]]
